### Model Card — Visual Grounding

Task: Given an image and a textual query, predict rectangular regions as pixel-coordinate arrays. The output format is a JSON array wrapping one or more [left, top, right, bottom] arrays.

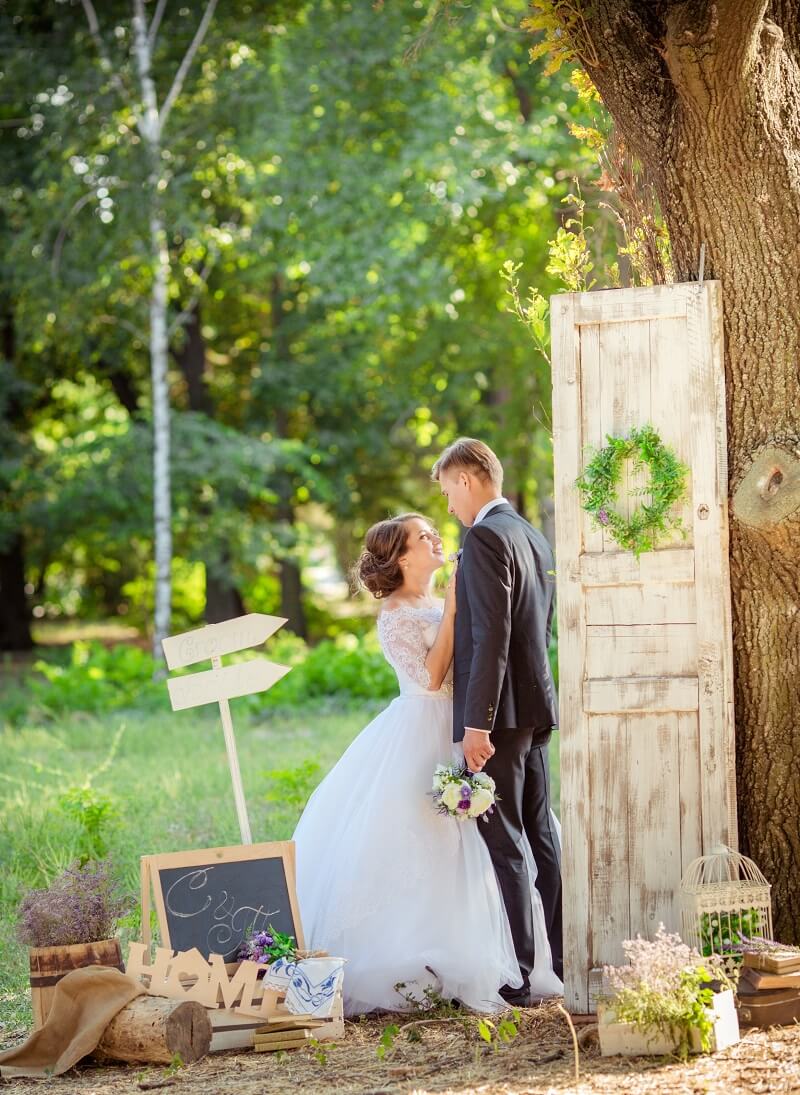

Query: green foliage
[[501, 261, 550, 364], [26, 641, 162, 718], [257, 633, 397, 708], [575, 425, 689, 557], [163, 1053, 185, 1077], [547, 188, 596, 292], [57, 786, 117, 860], [477, 1010, 520, 1049], [610, 965, 720, 1058], [523, 2, 593, 75], [262, 760, 322, 821], [308, 1037, 333, 1065], [700, 909, 761, 957], [376, 1023, 400, 1060]]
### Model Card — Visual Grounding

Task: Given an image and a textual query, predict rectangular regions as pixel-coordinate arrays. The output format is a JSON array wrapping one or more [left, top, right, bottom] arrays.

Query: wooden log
[[94, 996, 211, 1064]]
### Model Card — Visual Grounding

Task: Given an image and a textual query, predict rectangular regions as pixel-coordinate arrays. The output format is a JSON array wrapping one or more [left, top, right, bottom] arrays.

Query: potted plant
[[598, 924, 739, 1058], [17, 858, 130, 1028]]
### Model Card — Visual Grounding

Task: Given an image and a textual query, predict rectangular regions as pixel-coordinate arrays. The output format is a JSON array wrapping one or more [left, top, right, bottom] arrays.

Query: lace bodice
[[376, 602, 453, 697]]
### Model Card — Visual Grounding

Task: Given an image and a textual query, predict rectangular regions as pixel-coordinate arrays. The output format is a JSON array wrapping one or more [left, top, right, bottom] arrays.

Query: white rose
[[441, 782, 463, 811], [473, 773, 495, 792], [432, 765, 449, 792], [468, 787, 494, 817]]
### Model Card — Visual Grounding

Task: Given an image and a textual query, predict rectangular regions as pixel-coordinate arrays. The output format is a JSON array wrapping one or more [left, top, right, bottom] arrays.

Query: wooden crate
[[599, 990, 739, 1056]]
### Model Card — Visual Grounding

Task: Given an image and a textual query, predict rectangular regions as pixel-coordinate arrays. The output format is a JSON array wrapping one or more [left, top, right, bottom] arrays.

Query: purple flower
[[459, 783, 472, 799], [597, 507, 610, 526], [257, 954, 270, 964], [457, 799, 470, 811]]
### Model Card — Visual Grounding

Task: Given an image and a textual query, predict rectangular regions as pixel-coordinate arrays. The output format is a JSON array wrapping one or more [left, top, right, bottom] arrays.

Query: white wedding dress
[[292, 602, 562, 1015]]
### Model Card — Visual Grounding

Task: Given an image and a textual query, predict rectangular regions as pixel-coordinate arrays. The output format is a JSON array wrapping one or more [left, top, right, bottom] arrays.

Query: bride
[[292, 512, 561, 1015]]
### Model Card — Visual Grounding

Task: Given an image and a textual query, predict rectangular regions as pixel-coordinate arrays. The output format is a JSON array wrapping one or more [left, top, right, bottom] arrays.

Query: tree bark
[[0, 533, 33, 651], [171, 303, 246, 625], [131, 3, 172, 660], [272, 276, 308, 638], [277, 500, 307, 639], [93, 996, 211, 1065], [547, 0, 800, 939]]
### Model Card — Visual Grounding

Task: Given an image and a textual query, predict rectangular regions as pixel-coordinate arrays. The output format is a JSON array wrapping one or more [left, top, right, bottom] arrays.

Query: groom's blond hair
[[431, 438, 503, 488]]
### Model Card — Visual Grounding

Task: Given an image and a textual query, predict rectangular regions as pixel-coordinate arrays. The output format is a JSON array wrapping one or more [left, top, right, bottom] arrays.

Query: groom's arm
[[460, 523, 512, 734]]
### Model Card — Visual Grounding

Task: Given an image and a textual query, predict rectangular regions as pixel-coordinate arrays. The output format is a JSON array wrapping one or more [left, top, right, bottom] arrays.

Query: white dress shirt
[[473, 496, 509, 525], [465, 496, 509, 736]]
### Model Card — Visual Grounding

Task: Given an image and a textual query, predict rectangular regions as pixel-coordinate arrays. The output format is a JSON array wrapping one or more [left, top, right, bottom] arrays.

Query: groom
[[432, 438, 563, 1001]]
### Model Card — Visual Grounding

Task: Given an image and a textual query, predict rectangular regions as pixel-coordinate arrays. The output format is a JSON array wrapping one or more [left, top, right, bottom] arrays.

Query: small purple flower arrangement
[[237, 925, 297, 966], [16, 859, 130, 948], [431, 763, 498, 822]]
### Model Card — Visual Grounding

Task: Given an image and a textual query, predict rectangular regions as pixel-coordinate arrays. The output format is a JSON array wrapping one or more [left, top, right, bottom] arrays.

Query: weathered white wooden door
[[550, 281, 737, 1013]]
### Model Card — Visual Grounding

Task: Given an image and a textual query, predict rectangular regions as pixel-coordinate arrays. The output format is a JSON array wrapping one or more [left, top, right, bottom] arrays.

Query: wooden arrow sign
[[161, 614, 293, 845], [162, 614, 287, 670], [166, 658, 291, 711]]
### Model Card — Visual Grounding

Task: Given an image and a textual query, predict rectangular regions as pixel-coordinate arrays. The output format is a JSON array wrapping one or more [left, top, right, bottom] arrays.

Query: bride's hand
[[444, 562, 457, 617]]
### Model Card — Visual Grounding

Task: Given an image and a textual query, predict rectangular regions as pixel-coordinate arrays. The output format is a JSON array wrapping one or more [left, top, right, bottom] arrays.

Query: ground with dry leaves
[[2, 1001, 800, 1095]]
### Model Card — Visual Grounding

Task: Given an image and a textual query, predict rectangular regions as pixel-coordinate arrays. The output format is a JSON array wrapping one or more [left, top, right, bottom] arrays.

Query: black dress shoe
[[499, 985, 531, 1008]]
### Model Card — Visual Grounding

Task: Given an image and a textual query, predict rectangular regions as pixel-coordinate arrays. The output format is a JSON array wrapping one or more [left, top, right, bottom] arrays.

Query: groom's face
[[438, 468, 475, 527]]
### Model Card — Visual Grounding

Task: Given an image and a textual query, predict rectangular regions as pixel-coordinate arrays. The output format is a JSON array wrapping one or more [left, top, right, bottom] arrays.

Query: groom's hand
[[464, 728, 495, 772]]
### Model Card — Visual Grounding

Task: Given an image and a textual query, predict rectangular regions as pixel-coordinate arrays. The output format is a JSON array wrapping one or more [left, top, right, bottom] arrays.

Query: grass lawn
[[0, 661, 560, 1042]]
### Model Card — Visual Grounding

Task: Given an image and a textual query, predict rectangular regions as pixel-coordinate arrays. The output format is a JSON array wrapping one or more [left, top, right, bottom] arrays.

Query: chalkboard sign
[[141, 841, 304, 963]]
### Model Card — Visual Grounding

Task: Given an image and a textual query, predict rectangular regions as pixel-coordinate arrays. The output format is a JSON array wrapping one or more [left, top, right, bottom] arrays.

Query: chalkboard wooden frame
[[140, 841, 305, 961]]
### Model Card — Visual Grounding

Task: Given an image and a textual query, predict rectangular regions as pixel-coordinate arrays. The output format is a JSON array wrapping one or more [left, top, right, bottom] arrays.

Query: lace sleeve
[[377, 607, 432, 689]]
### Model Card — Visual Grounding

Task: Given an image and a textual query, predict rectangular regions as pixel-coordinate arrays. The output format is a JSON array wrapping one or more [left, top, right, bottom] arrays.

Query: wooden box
[[598, 989, 739, 1056]]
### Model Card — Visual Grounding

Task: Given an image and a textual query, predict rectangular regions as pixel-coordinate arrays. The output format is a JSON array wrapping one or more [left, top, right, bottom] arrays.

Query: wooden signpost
[[162, 613, 291, 844]]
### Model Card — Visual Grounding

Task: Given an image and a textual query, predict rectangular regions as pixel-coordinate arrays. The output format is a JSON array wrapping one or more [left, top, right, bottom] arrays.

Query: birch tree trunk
[[131, 3, 172, 658], [83, 0, 218, 658], [540, 0, 800, 939]]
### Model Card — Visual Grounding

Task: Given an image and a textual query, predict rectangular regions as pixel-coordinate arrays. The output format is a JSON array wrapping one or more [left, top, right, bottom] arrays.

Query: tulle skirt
[[293, 692, 560, 1015]]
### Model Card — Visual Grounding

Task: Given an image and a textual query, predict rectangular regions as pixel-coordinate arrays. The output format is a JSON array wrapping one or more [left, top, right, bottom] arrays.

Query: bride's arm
[[424, 567, 457, 690]]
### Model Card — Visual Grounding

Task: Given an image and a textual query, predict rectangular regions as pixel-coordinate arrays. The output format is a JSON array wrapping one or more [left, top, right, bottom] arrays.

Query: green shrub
[[26, 641, 163, 717], [257, 632, 396, 707]]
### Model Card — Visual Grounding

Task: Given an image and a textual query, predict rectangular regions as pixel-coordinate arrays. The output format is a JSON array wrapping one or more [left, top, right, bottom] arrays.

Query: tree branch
[[158, 0, 219, 135], [147, 0, 169, 51], [714, 0, 770, 77], [131, 0, 162, 146], [51, 191, 96, 276], [79, 0, 143, 130], [168, 245, 219, 339]]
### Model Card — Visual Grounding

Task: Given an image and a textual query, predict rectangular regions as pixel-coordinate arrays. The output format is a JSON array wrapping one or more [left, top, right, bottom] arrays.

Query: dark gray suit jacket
[[453, 503, 558, 742]]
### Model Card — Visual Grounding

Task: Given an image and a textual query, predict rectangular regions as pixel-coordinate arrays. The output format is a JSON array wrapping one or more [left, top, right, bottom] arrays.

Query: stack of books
[[252, 1014, 328, 1053], [736, 948, 800, 1027]]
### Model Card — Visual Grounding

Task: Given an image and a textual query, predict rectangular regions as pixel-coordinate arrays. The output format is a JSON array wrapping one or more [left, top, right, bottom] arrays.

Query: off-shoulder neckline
[[378, 600, 443, 617]]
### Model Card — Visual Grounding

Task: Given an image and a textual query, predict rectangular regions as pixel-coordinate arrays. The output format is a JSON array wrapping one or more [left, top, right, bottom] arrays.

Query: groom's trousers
[[480, 726, 563, 999]]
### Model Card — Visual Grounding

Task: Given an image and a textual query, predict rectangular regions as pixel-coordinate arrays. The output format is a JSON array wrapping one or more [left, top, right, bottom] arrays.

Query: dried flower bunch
[[602, 924, 734, 1056], [16, 859, 130, 948]]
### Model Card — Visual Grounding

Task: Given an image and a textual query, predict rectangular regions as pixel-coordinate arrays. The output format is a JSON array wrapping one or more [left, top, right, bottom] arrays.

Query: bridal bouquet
[[431, 763, 497, 822]]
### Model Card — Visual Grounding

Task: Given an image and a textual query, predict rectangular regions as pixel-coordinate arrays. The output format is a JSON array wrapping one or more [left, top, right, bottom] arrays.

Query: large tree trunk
[[544, 0, 800, 939], [0, 533, 33, 651]]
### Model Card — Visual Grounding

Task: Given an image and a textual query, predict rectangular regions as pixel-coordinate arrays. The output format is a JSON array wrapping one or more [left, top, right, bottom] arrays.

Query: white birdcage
[[681, 844, 773, 959]]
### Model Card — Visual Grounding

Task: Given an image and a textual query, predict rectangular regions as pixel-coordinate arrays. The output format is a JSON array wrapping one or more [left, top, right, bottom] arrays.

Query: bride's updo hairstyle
[[354, 513, 426, 599]]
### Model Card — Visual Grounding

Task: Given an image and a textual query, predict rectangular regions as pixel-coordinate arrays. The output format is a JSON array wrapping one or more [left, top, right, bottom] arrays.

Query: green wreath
[[576, 424, 689, 557]]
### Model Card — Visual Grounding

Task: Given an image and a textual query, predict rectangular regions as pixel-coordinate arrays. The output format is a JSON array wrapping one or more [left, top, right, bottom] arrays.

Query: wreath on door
[[576, 425, 689, 557]]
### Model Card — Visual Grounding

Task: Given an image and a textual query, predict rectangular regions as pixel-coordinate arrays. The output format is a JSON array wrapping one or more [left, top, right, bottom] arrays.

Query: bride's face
[[398, 517, 445, 577]]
